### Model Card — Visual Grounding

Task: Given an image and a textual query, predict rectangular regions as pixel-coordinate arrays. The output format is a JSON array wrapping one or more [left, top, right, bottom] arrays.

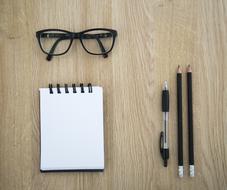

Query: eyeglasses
[[36, 28, 118, 61]]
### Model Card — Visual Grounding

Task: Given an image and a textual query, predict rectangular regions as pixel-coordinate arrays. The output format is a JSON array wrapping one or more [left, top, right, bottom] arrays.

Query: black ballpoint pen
[[160, 81, 169, 167]]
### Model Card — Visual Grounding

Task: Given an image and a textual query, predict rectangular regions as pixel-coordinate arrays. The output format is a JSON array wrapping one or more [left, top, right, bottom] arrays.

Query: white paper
[[39, 86, 104, 171]]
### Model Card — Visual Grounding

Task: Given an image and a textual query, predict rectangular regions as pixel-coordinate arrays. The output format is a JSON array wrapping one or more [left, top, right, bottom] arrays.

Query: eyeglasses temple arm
[[40, 33, 69, 38], [95, 38, 108, 58], [39, 32, 113, 39], [46, 37, 69, 61], [81, 33, 112, 39]]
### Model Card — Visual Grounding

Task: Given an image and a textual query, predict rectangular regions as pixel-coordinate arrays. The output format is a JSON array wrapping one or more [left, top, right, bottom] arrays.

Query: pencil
[[187, 65, 194, 177], [177, 66, 183, 177]]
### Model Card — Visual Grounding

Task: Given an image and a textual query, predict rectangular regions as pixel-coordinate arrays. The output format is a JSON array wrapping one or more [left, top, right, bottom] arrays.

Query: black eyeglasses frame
[[36, 28, 118, 60]]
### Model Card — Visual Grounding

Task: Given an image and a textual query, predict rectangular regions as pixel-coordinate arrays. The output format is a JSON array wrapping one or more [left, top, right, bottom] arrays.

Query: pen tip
[[187, 65, 192, 72], [177, 65, 182, 73], [164, 160, 167, 167]]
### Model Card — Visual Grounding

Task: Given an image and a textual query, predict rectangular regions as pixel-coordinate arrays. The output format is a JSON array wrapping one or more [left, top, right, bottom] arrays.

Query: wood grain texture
[[0, 0, 227, 189]]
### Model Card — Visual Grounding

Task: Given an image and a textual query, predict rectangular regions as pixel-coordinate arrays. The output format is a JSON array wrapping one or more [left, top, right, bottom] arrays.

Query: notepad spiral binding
[[49, 83, 93, 94]]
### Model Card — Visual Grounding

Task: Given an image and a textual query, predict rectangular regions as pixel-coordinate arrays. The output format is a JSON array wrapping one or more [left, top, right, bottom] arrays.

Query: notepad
[[39, 84, 104, 172]]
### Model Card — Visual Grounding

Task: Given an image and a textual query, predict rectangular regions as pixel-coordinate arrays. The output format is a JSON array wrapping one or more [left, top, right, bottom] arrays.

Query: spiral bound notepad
[[39, 83, 104, 172]]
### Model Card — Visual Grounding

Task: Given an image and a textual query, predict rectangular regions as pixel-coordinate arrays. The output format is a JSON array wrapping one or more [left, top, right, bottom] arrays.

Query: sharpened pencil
[[177, 65, 183, 177], [187, 65, 194, 177]]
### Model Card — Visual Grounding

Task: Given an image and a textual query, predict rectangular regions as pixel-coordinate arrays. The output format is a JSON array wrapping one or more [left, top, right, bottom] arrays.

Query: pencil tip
[[177, 65, 182, 73], [187, 65, 192, 72]]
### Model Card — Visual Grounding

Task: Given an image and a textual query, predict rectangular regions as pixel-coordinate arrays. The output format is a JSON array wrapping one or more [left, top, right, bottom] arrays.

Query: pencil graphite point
[[187, 65, 192, 73], [177, 65, 182, 73]]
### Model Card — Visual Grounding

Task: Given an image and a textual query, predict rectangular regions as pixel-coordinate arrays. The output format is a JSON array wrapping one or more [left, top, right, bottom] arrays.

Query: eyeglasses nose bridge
[[72, 33, 80, 39]]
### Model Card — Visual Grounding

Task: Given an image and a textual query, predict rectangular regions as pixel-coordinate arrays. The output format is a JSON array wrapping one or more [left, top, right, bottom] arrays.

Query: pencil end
[[178, 166, 184, 178], [189, 165, 195, 177]]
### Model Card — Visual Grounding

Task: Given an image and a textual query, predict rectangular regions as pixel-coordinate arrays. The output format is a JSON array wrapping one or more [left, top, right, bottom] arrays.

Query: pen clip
[[160, 131, 164, 154]]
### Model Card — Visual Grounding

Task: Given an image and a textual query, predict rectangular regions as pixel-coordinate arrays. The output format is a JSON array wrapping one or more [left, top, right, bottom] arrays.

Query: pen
[[160, 81, 169, 167], [177, 66, 183, 177], [187, 65, 195, 177]]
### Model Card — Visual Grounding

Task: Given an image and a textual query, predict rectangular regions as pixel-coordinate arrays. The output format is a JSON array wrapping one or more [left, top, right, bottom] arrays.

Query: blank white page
[[39, 86, 104, 171]]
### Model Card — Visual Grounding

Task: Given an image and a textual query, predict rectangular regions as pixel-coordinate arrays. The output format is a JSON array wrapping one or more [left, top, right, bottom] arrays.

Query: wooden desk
[[0, 0, 226, 189]]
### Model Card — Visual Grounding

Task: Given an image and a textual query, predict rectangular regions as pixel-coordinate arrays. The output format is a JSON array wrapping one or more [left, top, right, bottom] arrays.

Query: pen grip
[[162, 90, 169, 112]]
